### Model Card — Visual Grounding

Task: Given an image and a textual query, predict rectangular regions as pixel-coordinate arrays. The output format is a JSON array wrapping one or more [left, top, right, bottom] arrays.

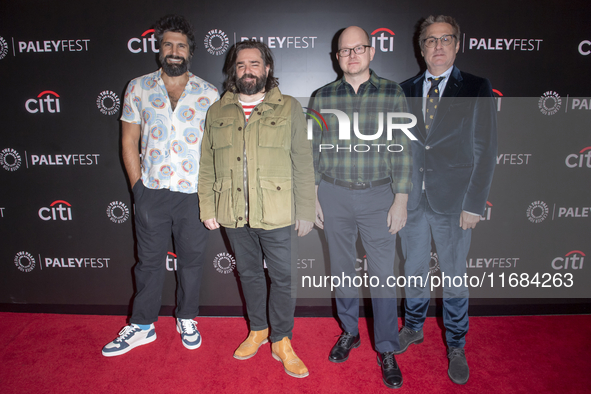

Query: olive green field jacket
[[198, 87, 315, 230]]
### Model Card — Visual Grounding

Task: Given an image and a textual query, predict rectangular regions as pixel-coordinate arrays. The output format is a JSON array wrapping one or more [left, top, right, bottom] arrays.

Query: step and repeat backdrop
[[1, 0, 590, 313]]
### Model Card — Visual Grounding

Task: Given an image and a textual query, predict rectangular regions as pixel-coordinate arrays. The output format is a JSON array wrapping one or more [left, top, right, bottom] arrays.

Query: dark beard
[[160, 54, 189, 77], [236, 73, 267, 95]]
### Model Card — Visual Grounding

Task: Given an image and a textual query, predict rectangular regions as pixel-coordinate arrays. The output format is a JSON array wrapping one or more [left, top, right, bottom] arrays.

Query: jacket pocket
[[259, 177, 292, 226], [258, 116, 288, 148], [213, 177, 235, 226], [211, 118, 234, 149]]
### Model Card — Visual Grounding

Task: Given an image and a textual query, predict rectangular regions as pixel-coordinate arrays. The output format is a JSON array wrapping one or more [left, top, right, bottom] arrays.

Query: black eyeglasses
[[422, 34, 456, 48], [338, 45, 371, 57]]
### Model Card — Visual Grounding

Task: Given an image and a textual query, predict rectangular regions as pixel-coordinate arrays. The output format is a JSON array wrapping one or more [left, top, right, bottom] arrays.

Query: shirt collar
[[339, 69, 380, 90], [155, 68, 194, 82], [425, 65, 454, 82]]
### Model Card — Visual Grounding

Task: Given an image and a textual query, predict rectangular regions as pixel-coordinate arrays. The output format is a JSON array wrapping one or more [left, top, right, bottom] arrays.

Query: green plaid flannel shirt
[[310, 70, 413, 194]]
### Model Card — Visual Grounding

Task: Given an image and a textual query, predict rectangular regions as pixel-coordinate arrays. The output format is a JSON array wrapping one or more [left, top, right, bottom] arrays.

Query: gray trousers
[[318, 179, 400, 353], [130, 182, 209, 324], [225, 225, 297, 343]]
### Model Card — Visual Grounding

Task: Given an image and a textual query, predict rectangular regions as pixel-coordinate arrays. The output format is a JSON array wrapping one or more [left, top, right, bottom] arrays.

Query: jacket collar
[[409, 65, 462, 97], [220, 86, 284, 108]]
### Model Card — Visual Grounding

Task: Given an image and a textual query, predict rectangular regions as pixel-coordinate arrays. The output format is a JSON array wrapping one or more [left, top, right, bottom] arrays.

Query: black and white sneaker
[[176, 318, 202, 350], [102, 324, 156, 357]]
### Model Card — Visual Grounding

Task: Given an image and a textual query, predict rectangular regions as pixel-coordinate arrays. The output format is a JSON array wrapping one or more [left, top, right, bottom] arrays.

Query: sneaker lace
[[448, 347, 465, 360], [116, 325, 138, 342], [381, 352, 396, 369], [180, 319, 197, 335]]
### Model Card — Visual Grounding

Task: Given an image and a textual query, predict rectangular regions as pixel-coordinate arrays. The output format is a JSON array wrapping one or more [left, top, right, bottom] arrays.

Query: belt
[[322, 174, 391, 190]]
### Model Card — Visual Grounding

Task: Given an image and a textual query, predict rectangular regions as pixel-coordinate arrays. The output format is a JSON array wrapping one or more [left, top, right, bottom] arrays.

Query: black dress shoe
[[328, 332, 360, 363], [377, 351, 403, 389], [393, 326, 423, 355], [448, 347, 469, 384]]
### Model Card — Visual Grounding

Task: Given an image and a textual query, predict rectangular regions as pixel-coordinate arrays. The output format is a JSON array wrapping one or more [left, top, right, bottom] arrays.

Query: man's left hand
[[387, 199, 407, 235], [295, 219, 314, 237], [460, 211, 480, 230]]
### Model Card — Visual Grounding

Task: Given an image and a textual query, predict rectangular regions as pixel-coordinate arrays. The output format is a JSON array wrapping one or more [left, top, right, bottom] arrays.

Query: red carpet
[[1, 313, 590, 393]]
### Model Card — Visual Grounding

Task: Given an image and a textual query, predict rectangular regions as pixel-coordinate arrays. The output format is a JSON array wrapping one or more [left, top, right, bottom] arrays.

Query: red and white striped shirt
[[240, 96, 264, 122]]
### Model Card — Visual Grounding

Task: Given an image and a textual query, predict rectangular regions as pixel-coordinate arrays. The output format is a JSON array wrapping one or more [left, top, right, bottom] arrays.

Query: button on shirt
[[311, 70, 413, 194], [121, 69, 220, 193]]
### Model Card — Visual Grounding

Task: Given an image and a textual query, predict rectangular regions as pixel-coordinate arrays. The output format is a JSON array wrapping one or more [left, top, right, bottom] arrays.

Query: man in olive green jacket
[[198, 40, 315, 378]]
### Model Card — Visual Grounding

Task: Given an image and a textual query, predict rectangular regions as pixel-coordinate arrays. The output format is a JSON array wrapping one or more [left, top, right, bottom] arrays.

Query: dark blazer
[[401, 66, 497, 215]]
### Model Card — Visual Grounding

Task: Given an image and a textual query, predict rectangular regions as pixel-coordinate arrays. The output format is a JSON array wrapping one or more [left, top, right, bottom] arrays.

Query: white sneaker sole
[[176, 324, 202, 350], [102, 332, 157, 357]]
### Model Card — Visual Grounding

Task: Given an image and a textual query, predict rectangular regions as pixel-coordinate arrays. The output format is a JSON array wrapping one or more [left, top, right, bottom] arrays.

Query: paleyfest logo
[[204, 29, 229, 56], [106, 201, 129, 224], [213, 252, 236, 274], [0, 36, 8, 60], [538, 91, 561, 115], [0, 148, 22, 171], [96, 91, 120, 116], [303, 107, 417, 152], [527, 200, 549, 223], [14, 251, 36, 273]]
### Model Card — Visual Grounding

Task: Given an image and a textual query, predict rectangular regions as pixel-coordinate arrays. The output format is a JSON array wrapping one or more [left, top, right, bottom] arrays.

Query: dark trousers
[[130, 182, 209, 324], [318, 180, 400, 353], [225, 225, 296, 343], [399, 193, 471, 348]]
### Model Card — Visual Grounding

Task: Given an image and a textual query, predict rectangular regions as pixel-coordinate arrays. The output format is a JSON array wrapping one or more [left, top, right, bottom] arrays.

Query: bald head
[[338, 26, 371, 49], [336, 26, 375, 85]]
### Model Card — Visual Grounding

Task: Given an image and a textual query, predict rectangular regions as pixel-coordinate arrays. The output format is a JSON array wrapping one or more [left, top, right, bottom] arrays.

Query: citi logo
[[552, 250, 585, 270], [26, 91, 61, 113], [579, 40, 590, 56], [166, 252, 177, 271], [38, 200, 72, 221], [493, 89, 503, 112], [565, 147, 591, 168], [128, 29, 158, 53], [0, 36, 8, 60], [480, 201, 493, 221], [371, 28, 395, 52]]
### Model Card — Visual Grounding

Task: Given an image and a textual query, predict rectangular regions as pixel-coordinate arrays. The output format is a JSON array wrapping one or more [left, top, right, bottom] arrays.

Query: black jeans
[[225, 225, 297, 342], [130, 182, 209, 324]]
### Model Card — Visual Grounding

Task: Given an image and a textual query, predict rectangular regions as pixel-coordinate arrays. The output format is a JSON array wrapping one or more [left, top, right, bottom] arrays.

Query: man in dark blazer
[[396, 15, 497, 385]]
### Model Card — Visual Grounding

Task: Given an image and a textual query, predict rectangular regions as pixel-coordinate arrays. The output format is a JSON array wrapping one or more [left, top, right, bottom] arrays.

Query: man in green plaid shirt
[[311, 26, 413, 390]]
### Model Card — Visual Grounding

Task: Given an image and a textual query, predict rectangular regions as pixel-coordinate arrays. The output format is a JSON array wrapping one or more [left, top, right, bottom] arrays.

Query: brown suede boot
[[271, 337, 309, 378], [233, 328, 269, 360]]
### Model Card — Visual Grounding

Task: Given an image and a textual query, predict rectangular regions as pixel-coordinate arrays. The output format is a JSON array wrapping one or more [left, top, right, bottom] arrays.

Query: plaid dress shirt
[[311, 70, 413, 194]]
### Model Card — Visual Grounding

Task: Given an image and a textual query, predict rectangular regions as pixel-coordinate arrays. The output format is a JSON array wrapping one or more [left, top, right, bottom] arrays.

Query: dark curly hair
[[154, 15, 196, 55], [223, 39, 279, 93]]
